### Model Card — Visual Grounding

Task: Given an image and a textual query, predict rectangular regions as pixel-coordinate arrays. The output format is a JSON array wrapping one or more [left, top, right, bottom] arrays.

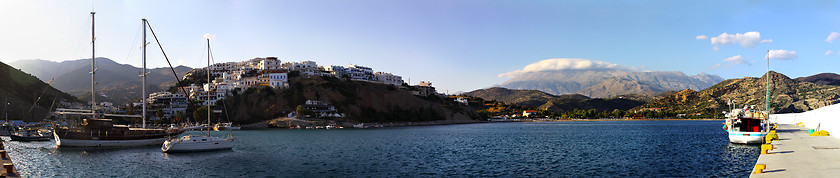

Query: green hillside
[[0, 62, 80, 121]]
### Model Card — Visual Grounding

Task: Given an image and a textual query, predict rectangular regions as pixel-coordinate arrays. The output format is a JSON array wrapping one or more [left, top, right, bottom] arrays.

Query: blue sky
[[1, 1, 840, 94]]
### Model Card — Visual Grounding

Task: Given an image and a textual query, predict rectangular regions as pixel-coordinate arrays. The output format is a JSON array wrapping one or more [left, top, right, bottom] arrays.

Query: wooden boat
[[10, 130, 50, 142], [53, 12, 183, 147]]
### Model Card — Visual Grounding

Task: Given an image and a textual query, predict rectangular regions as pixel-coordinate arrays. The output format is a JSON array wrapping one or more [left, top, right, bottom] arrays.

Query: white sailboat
[[162, 35, 233, 153]]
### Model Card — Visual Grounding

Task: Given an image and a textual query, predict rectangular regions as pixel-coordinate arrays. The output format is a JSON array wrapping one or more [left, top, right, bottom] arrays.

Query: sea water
[[6, 120, 758, 177]]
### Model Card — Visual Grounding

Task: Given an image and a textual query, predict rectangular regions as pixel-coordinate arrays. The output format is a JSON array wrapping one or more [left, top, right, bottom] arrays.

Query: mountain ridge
[[499, 69, 723, 98], [10, 58, 192, 105], [463, 87, 647, 113], [637, 71, 840, 114]]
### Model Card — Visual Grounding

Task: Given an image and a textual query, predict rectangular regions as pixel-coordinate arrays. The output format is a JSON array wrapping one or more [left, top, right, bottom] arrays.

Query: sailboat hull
[[54, 132, 169, 147], [162, 135, 233, 152], [728, 131, 766, 144]]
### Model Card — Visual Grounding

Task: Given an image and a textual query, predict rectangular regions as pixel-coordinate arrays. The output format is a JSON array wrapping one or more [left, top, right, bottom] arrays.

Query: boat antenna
[[90, 11, 97, 117], [766, 50, 770, 114]]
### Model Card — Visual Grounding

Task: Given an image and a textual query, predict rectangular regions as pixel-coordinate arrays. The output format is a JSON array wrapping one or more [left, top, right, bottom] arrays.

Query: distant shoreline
[[242, 118, 724, 129]]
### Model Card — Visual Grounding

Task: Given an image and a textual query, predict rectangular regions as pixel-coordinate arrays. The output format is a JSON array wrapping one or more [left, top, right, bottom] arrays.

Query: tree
[[194, 106, 210, 122], [156, 109, 164, 120], [586, 109, 597, 118], [175, 111, 185, 123], [611, 109, 624, 118]]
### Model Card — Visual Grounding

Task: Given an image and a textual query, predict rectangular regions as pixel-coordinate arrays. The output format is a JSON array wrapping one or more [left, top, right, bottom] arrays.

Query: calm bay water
[[6, 121, 758, 177]]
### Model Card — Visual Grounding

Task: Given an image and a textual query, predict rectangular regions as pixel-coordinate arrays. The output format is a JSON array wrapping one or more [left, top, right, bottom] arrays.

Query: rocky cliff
[[638, 71, 840, 114]]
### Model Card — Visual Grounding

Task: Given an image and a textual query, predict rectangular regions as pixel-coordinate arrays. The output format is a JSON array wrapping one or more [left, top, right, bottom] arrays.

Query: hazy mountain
[[638, 71, 840, 114], [0, 61, 79, 121], [795, 73, 840, 86], [10, 58, 192, 105], [691, 73, 726, 85], [577, 78, 667, 98], [499, 69, 723, 98], [463, 87, 571, 107], [463, 87, 646, 113]]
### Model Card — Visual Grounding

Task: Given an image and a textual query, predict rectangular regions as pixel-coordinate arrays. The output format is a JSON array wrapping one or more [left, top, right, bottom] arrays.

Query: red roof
[[524, 110, 537, 113]]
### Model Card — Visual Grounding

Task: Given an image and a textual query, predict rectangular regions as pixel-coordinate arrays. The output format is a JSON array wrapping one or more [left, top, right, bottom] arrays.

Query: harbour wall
[[770, 103, 840, 139]]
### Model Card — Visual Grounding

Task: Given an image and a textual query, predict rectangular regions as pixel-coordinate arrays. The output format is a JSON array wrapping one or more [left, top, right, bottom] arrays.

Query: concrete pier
[[0, 141, 19, 177], [750, 124, 840, 177]]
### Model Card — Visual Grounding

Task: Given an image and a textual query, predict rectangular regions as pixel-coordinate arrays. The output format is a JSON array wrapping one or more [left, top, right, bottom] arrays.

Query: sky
[[2, 0, 840, 94]]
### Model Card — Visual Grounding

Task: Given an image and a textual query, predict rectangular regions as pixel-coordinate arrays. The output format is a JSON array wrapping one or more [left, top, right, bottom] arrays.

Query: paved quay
[[0, 140, 19, 177], [750, 124, 840, 177]]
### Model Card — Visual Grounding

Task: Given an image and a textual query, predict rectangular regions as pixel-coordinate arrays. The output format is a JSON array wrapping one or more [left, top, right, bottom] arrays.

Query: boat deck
[[750, 124, 840, 177]]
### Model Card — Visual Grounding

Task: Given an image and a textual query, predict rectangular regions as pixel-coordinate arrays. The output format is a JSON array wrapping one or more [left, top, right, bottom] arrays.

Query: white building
[[375, 72, 403, 86], [258, 57, 282, 71], [325, 65, 347, 78], [347, 65, 374, 81], [147, 91, 188, 119], [263, 72, 289, 88]]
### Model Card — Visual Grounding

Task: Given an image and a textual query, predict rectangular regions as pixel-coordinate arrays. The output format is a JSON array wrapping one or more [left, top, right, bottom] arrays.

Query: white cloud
[[695, 35, 708, 40], [497, 58, 624, 78], [826, 32, 840, 43], [723, 55, 750, 65], [769, 49, 797, 60], [710, 31, 771, 48], [712, 46, 720, 51], [708, 63, 723, 70], [826, 50, 833, 55]]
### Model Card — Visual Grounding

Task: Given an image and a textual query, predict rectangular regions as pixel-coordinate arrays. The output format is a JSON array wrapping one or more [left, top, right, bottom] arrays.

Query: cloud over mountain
[[769, 49, 797, 60], [498, 58, 626, 78], [496, 58, 724, 98], [708, 31, 771, 48], [723, 55, 749, 66]]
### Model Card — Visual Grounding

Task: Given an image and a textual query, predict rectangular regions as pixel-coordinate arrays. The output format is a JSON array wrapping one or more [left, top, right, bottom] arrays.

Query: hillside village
[[142, 57, 436, 120]]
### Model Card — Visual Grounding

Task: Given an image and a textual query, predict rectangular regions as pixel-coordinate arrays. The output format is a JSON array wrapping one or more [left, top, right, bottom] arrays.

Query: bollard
[[0, 150, 7, 160], [754, 164, 766, 174], [761, 144, 773, 154], [3, 163, 17, 177]]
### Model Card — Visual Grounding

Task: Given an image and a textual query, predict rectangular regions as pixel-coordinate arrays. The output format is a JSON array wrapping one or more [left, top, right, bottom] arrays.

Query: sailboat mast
[[90, 12, 96, 116], [207, 38, 211, 133], [142, 18, 148, 129], [766, 50, 770, 113]]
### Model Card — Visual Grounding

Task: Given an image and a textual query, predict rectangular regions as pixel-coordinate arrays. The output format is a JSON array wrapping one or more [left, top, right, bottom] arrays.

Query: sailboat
[[162, 35, 233, 153], [52, 12, 184, 147], [723, 50, 771, 144]]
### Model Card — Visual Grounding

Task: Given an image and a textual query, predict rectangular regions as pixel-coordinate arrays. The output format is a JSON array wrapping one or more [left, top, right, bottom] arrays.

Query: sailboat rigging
[[161, 34, 234, 153], [52, 12, 184, 147]]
